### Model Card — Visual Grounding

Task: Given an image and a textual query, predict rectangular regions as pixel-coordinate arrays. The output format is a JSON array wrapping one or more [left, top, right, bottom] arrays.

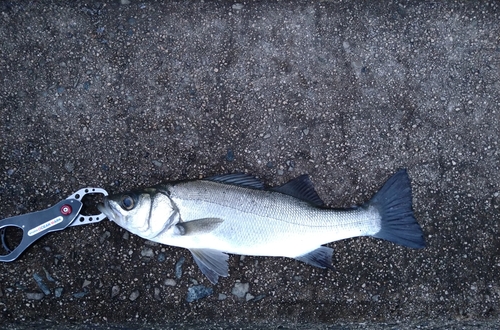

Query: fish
[[98, 169, 425, 284]]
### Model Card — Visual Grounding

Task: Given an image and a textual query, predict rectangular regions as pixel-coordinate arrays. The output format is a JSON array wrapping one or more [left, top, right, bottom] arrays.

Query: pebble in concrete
[[129, 290, 140, 301], [231, 282, 250, 299], [175, 257, 185, 279], [111, 285, 120, 298], [26, 292, 44, 300], [164, 279, 176, 286], [186, 285, 213, 303], [54, 288, 63, 298], [32, 273, 50, 296], [141, 247, 154, 259]]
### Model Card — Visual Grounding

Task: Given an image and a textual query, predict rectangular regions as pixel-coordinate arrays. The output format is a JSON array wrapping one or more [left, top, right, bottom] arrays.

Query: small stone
[[64, 162, 74, 173], [99, 231, 111, 244], [175, 257, 185, 279], [218, 293, 227, 300], [157, 252, 166, 263], [82, 280, 91, 288], [245, 293, 255, 301], [225, 149, 235, 162], [153, 287, 161, 301], [129, 290, 140, 301], [111, 285, 120, 298], [303, 128, 309, 136], [26, 292, 44, 300], [141, 247, 154, 259], [152, 160, 162, 167], [32, 273, 51, 295], [73, 292, 87, 299], [164, 279, 176, 286], [123, 232, 129, 240], [43, 267, 56, 282], [6, 168, 15, 176], [232, 282, 249, 299], [186, 285, 213, 303], [54, 255, 63, 266], [253, 294, 266, 302], [55, 288, 63, 298], [110, 265, 122, 272], [232, 3, 244, 10]]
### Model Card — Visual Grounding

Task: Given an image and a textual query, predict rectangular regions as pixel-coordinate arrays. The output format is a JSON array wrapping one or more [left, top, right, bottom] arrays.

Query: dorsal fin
[[271, 174, 324, 207], [205, 173, 264, 190]]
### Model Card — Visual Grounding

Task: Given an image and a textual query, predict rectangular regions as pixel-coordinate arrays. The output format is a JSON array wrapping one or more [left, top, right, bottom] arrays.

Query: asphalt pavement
[[0, 1, 499, 329]]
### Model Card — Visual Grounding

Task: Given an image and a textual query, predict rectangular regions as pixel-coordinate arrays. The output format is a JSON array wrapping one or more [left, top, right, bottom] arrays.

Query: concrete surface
[[0, 0, 499, 328]]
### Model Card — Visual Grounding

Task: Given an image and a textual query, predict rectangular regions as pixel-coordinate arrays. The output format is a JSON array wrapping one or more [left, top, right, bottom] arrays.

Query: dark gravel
[[1, 0, 499, 328]]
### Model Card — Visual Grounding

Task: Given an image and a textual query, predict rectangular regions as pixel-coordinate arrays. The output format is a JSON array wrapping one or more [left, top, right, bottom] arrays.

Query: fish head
[[98, 187, 178, 239]]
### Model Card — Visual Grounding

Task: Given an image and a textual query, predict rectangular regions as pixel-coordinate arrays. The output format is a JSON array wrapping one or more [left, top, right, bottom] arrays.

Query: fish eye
[[120, 195, 135, 210]]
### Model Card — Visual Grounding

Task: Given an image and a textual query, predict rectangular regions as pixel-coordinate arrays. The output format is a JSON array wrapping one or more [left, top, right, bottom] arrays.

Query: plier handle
[[0, 187, 108, 262]]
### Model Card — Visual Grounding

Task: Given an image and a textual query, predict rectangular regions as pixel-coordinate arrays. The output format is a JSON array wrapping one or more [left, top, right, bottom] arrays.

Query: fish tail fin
[[369, 169, 425, 249]]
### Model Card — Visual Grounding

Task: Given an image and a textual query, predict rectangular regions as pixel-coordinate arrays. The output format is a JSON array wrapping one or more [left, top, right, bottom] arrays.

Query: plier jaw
[[0, 187, 108, 262], [66, 187, 109, 226]]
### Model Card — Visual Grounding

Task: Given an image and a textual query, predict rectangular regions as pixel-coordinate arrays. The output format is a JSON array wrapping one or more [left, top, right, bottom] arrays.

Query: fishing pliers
[[0, 187, 108, 262]]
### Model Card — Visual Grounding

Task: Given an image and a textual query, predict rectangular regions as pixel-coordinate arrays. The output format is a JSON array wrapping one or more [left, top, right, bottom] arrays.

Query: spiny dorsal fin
[[271, 174, 324, 207], [205, 173, 264, 190]]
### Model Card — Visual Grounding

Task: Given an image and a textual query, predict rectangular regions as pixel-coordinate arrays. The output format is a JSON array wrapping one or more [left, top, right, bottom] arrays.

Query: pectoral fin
[[189, 248, 229, 284], [176, 218, 224, 236], [295, 246, 334, 270]]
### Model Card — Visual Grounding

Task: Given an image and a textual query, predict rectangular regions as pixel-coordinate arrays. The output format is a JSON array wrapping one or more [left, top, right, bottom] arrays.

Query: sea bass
[[98, 169, 425, 284]]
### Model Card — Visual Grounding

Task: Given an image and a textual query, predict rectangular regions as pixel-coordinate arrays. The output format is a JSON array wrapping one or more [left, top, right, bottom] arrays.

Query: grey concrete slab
[[0, 0, 499, 328]]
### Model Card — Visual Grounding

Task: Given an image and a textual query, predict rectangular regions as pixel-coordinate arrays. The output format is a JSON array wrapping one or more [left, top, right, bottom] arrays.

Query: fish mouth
[[97, 199, 117, 222]]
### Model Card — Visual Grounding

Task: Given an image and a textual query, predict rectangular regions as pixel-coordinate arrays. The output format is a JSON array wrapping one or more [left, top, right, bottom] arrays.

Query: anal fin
[[190, 248, 229, 284], [295, 246, 334, 270]]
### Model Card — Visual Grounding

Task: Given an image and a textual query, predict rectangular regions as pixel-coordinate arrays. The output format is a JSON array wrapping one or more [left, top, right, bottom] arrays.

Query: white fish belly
[[158, 181, 381, 257]]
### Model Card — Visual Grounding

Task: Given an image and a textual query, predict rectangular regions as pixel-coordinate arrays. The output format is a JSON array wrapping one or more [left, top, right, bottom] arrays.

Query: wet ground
[[1, 0, 499, 328]]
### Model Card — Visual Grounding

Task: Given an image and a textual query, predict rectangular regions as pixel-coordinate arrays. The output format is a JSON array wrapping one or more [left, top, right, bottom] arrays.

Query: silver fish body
[[98, 170, 425, 284]]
